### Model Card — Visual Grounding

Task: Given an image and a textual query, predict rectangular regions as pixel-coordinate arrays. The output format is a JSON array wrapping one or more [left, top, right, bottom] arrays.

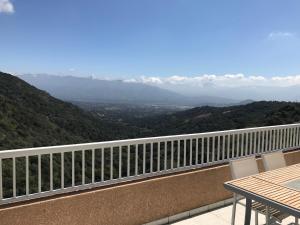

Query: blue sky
[[1, 0, 300, 79]]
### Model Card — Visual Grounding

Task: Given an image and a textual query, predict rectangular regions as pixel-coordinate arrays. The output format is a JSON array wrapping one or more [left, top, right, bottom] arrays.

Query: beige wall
[[1, 150, 300, 225]]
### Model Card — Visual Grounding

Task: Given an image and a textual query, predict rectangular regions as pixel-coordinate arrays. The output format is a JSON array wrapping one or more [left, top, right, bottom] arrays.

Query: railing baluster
[[127, 145, 130, 177], [157, 142, 160, 171], [280, 129, 283, 149], [217, 136, 220, 161], [110, 148, 113, 180], [150, 143, 153, 173], [201, 138, 204, 164], [262, 131, 265, 153], [50, 153, 53, 191], [295, 127, 298, 146], [92, 149, 95, 182], [293, 128, 296, 147], [143, 144, 146, 174], [249, 132, 253, 155], [206, 137, 210, 163], [222, 135, 225, 160], [290, 128, 293, 147], [241, 133, 244, 156], [245, 133, 249, 155], [212, 136, 215, 162], [283, 128, 287, 148], [101, 148, 104, 182], [288, 128, 291, 147], [26, 156, 29, 195], [196, 139, 199, 165], [135, 145, 138, 175], [232, 134, 235, 158], [82, 150, 85, 184], [227, 135, 230, 159], [276, 130, 280, 150], [183, 139, 187, 166], [253, 132, 257, 154], [177, 140, 181, 168], [119, 147, 122, 178], [38, 154, 41, 192], [61, 153, 64, 189], [236, 134, 239, 158], [272, 130, 277, 150], [171, 141, 174, 169], [164, 142, 167, 170], [266, 130, 270, 151], [269, 130, 273, 151], [72, 151, 75, 186], [257, 131, 261, 153], [245, 133, 250, 155], [12, 157, 16, 197], [189, 139, 193, 165]]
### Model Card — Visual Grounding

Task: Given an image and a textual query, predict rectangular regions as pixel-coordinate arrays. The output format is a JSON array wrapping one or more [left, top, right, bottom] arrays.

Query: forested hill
[[0, 72, 141, 150], [136, 101, 300, 136]]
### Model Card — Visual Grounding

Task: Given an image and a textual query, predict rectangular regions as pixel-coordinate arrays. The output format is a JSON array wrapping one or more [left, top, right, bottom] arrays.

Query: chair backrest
[[229, 156, 259, 180], [262, 150, 286, 171]]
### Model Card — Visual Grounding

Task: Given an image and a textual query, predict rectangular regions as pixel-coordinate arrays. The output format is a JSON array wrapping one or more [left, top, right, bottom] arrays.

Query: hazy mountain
[[19, 74, 238, 106], [0, 72, 141, 150]]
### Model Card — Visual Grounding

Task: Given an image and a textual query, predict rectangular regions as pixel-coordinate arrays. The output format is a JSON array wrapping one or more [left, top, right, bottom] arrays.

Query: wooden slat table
[[224, 164, 300, 225]]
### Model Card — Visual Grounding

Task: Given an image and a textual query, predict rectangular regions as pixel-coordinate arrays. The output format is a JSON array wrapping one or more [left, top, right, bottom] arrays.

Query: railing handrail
[[1, 123, 299, 158]]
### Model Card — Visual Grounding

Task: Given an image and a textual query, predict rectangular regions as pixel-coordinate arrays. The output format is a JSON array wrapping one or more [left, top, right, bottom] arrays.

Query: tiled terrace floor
[[171, 202, 298, 225]]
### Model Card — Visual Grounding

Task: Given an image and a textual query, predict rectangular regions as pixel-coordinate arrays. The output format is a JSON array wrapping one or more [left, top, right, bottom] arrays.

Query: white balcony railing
[[0, 123, 300, 205]]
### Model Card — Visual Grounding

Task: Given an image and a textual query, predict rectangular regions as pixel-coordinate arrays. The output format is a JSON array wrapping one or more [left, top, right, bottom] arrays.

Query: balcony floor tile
[[171, 203, 298, 225]]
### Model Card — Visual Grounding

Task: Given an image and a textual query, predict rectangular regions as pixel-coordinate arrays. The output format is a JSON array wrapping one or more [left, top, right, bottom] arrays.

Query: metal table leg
[[244, 198, 252, 225]]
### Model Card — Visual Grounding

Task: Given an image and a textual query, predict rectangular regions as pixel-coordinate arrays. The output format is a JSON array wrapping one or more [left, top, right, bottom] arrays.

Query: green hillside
[[0, 72, 141, 150], [136, 101, 300, 135]]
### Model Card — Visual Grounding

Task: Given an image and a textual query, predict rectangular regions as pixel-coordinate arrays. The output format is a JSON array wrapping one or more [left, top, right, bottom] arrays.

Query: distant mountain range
[[0, 72, 141, 150], [19, 74, 239, 106], [1, 71, 300, 151]]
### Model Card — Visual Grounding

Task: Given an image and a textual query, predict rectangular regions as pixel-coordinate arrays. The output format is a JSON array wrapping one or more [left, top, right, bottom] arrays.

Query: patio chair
[[262, 151, 299, 225], [229, 156, 289, 225], [262, 150, 286, 171]]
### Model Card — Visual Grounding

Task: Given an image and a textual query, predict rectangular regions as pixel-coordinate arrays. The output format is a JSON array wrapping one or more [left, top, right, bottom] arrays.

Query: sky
[[1, 0, 300, 99]]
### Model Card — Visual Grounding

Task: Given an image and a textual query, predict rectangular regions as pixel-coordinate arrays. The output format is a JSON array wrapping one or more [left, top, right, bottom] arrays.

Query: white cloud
[[0, 0, 14, 14], [123, 74, 300, 101], [268, 32, 295, 39], [127, 74, 274, 87]]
